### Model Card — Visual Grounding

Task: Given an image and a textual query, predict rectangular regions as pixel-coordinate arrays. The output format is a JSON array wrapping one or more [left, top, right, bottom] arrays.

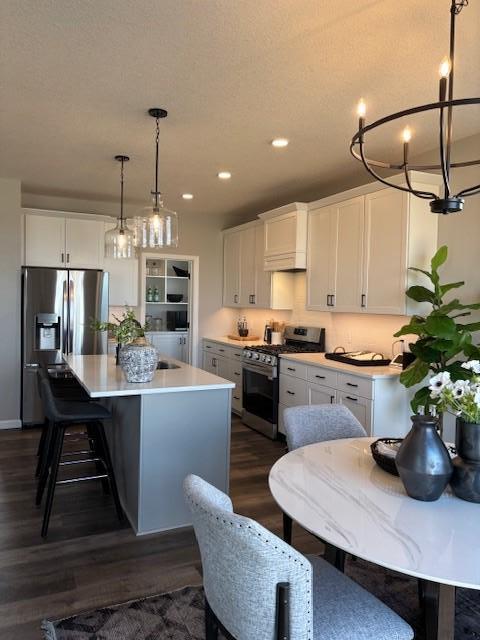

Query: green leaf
[[410, 340, 443, 363], [458, 321, 480, 332], [431, 245, 448, 271], [411, 386, 432, 413], [423, 315, 457, 338], [393, 325, 424, 338], [439, 281, 464, 296], [405, 286, 436, 303], [409, 267, 432, 280], [399, 360, 430, 387]]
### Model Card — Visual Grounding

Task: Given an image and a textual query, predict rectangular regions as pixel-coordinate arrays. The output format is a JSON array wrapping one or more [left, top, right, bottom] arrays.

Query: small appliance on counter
[[242, 325, 325, 439], [166, 310, 188, 331], [325, 347, 390, 367]]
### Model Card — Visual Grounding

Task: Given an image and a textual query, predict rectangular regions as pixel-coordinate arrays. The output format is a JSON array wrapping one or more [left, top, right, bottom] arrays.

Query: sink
[[156, 360, 180, 370]]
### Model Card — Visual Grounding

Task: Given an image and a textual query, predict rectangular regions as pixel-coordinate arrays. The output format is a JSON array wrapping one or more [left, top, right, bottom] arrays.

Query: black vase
[[396, 413, 453, 502], [450, 419, 480, 503]]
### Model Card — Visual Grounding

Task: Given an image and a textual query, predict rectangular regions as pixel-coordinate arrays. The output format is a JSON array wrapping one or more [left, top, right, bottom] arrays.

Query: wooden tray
[[227, 334, 260, 341]]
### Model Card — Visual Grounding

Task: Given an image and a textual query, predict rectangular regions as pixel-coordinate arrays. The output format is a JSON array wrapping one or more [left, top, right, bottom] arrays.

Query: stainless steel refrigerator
[[21, 267, 109, 426]]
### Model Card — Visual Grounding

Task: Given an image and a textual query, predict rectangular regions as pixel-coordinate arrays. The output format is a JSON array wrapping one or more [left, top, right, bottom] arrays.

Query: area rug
[[42, 559, 480, 639]]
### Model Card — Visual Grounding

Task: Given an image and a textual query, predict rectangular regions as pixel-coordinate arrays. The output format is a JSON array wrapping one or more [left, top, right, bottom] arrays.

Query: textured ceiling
[[1, 0, 479, 219]]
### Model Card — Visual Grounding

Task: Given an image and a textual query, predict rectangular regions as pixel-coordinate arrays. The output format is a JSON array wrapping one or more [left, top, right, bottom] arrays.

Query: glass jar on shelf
[[153, 287, 160, 302], [154, 317, 163, 331], [146, 286, 153, 302], [151, 261, 159, 276], [146, 263, 151, 276]]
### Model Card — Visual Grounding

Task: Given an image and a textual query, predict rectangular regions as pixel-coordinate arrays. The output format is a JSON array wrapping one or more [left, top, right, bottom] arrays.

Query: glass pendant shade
[[105, 220, 135, 259], [133, 198, 178, 249]]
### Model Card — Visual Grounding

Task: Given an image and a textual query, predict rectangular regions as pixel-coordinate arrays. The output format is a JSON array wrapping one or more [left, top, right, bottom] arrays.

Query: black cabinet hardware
[[315, 375, 326, 379], [286, 390, 295, 395], [346, 395, 358, 401], [361, 294, 366, 308], [287, 367, 296, 372], [346, 382, 358, 388]]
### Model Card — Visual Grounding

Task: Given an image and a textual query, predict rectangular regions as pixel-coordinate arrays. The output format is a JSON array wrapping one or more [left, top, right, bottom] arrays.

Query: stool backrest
[[39, 376, 60, 423], [284, 404, 366, 451], [184, 474, 312, 640]]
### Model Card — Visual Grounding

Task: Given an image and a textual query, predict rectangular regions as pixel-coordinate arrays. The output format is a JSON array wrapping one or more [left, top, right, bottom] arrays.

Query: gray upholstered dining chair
[[282, 404, 366, 552], [184, 474, 413, 640]]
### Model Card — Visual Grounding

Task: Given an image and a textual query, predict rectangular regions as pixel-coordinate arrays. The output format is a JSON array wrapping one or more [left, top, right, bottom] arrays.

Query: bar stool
[[36, 375, 123, 538]]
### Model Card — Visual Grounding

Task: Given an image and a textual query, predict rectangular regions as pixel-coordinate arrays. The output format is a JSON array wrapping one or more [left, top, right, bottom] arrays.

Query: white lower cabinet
[[148, 332, 189, 363], [278, 359, 412, 438], [202, 340, 243, 415]]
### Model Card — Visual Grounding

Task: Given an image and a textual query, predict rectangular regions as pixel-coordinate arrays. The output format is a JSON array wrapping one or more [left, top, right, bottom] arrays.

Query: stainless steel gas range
[[242, 325, 325, 439]]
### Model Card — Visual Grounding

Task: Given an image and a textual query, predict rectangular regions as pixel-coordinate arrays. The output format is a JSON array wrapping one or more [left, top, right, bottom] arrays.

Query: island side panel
[[138, 388, 232, 534], [103, 395, 142, 533]]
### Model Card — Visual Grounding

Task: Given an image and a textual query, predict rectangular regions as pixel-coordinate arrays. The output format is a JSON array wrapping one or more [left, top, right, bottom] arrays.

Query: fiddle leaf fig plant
[[394, 245, 480, 411]]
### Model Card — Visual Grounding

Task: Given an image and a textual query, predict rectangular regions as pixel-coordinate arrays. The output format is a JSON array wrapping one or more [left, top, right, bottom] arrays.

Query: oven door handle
[[242, 362, 275, 378]]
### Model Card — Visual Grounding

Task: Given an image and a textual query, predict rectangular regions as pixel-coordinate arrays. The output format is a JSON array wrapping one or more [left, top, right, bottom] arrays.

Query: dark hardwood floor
[[0, 416, 319, 639]]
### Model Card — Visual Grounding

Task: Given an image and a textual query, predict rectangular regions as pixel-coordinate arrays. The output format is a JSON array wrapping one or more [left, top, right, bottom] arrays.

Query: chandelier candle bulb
[[439, 58, 450, 102]]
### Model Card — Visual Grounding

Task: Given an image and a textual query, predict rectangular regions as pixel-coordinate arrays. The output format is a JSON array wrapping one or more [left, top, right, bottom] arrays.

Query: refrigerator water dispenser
[[35, 313, 60, 351]]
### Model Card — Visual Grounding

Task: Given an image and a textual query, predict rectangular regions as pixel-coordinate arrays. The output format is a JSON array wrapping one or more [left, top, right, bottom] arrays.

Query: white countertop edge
[[279, 353, 400, 379], [87, 382, 235, 398], [203, 336, 266, 347]]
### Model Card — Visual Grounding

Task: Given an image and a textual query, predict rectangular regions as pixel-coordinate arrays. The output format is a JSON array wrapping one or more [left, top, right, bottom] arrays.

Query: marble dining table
[[269, 437, 480, 640]]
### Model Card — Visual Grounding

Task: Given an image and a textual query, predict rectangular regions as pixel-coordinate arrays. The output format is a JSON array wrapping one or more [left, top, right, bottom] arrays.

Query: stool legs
[[36, 421, 55, 506], [95, 422, 123, 522], [41, 425, 65, 538], [35, 424, 48, 477], [283, 512, 293, 545]]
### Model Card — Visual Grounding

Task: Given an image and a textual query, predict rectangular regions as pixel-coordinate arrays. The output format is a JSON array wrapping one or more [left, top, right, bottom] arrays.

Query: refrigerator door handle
[[68, 279, 74, 354], [62, 279, 69, 355], [24, 363, 40, 369]]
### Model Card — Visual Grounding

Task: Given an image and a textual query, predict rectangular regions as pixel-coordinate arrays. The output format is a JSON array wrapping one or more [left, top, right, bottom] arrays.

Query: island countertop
[[65, 354, 235, 398]]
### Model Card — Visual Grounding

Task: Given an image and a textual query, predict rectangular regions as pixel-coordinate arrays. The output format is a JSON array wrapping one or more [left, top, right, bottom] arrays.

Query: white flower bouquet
[[429, 360, 480, 423]]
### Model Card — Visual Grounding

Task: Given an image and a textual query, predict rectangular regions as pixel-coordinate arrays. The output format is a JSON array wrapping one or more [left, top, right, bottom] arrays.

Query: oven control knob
[[253, 352, 260, 360], [245, 351, 252, 358], [265, 355, 271, 364]]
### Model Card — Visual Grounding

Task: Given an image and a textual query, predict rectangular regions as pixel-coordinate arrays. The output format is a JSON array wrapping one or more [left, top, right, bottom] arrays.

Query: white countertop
[[65, 354, 234, 398], [204, 336, 266, 347], [279, 352, 400, 379], [270, 438, 480, 589]]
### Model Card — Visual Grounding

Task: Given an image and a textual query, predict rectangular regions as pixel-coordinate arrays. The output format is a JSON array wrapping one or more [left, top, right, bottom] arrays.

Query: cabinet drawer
[[307, 366, 337, 389], [203, 340, 224, 356], [337, 372, 373, 399], [338, 392, 372, 435], [230, 348, 244, 361], [279, 374, 308, 407], [280, 361, 308, 380]]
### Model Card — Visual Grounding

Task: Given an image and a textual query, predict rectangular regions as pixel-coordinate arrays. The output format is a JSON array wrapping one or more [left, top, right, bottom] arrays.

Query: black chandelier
[[350, 0, 480, 215]]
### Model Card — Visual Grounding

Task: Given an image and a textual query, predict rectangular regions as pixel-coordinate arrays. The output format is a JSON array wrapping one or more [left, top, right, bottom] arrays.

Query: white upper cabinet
[[259, 202, 308, 271], [223, 230, 242, 306], [306, 173, 439, 315], [65, 218, 104, 269], [223, 222, 293, 310], [332, 196, 365, 312], [24, 211, 106, 270], [25, 214, 66, 268], [307, 197, 364, 312], [104, 222, 138, 307]]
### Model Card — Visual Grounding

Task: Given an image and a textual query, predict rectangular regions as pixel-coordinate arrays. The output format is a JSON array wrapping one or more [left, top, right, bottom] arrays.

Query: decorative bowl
[[167, 294, 183, 303]]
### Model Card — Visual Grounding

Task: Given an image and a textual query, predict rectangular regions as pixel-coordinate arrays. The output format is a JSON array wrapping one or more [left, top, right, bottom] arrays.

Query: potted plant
[[428, 362, 480, 502], [92, 308, 157, 382], [394, 245, 480, 418]]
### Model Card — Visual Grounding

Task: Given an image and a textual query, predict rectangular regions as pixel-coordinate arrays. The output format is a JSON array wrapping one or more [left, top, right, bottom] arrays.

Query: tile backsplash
[[237, 273, 411, 356]]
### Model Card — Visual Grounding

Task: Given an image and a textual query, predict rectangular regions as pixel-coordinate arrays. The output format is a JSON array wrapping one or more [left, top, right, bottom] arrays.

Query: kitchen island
[[65, 354, 234, 535]]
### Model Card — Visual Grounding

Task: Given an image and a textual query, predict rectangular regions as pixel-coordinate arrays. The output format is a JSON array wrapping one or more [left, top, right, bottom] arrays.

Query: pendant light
[[133, 108, 178, 248], [105, 155, 135, 259], [350, 0, 480, 215]]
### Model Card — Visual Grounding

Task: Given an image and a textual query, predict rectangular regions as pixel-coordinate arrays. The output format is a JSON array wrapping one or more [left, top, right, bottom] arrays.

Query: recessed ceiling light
[[217, 171, 232, 180], [271, 138, 289, 148], [182, 193, 194, 200]]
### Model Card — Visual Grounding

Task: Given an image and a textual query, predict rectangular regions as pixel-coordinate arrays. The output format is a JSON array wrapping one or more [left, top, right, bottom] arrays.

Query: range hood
[[259, 202, 308, 271]]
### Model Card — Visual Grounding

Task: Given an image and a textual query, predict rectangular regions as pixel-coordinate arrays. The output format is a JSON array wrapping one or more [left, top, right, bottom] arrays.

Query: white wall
[[0, 178, 22, 427]]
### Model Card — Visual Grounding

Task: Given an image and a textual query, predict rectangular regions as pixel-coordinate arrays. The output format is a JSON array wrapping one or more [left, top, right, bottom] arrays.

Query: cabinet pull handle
[[361, 294, 366, 308], [287, 367, 296, 372], [346, 395, 358, 402], [234, 353, 240, 357], [61, 252, 65, 263], [330, 395, 335, 403], [346, 382, 358, 388], [233, 395, 240, 400], [330, 294, 335, 306], [219, 348, 225, 352], [234, 294, 238, 304], [326, 294, 331, 306], [212, 358, 217, 366], [234, 372, 240, 376], [252, 294, 255, 304], [315, 375, 326, 379], [286, 390, 295, 395], [66, 253, 70, 263]]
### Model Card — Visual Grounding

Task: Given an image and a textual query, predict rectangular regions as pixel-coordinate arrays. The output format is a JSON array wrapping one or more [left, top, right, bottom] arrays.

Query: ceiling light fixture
[[104, 155, 134, 259], [218, 171, 232, 180], [271, 138, 289, 148], [182, 193, 194, 200], [350, 0, 480, 215], [133, 108, 178, 248]]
